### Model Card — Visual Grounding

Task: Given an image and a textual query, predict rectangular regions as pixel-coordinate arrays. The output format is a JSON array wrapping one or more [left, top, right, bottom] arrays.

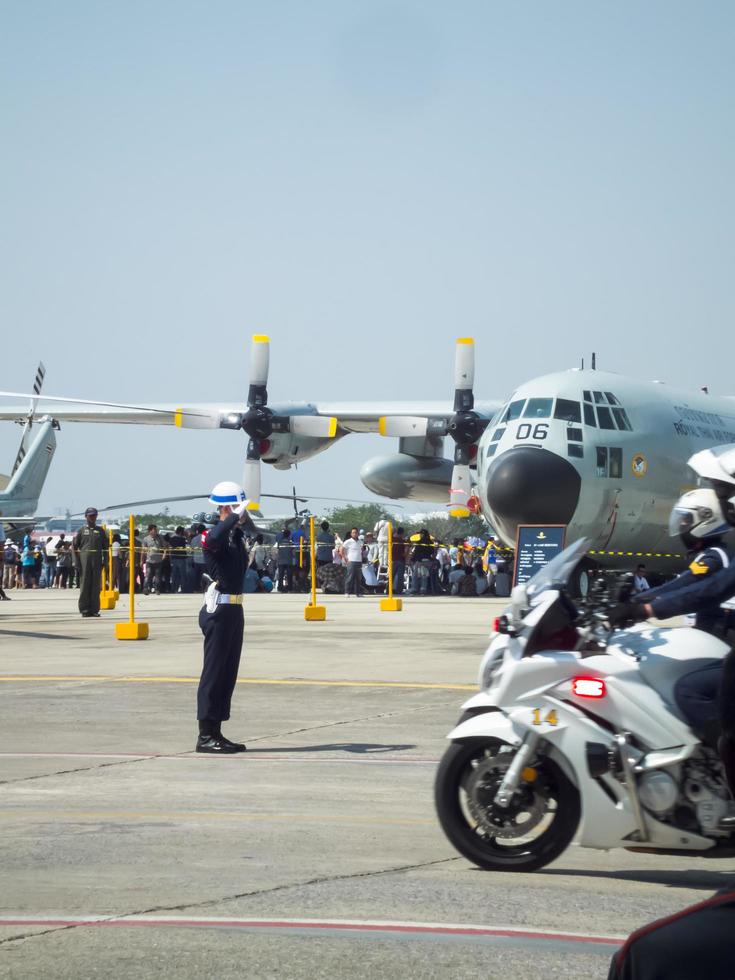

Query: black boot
[[196, 719, 236, 755], [214, 724, 246, 753], [196, 719, 239, 754]]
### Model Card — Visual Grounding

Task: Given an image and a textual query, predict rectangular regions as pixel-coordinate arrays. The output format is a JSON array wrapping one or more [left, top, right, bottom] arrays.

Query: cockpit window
[[583, 403, 596, 427], [593, 391, 605, 404], [502, 399, 526, 422], [597, 406, 616, 430], [554, 399, 581, 423], [583, 390, 592, 402], [604, 392, 621, 405], [612, 407, 632, 431], [491, 427, 505, 442], [522, 398, 553, 419]]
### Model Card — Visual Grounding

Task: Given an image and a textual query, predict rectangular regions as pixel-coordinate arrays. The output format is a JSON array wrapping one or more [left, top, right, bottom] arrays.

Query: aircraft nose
[[485, 447, 581, 539]]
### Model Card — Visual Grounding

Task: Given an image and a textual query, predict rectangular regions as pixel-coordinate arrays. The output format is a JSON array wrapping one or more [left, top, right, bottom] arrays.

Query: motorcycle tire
[[435, 738, 581, 872]]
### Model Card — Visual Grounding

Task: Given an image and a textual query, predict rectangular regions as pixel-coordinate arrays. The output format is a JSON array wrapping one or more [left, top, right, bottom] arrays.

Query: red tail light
[[572, 677, 606, 698]]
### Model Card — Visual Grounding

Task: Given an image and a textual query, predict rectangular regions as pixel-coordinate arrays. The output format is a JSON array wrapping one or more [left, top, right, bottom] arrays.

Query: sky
[[1, 1, 733, 518]]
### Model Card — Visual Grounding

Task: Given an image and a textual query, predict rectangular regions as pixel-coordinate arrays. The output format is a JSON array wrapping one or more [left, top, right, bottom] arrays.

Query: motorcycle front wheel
[[435, 738, 580, 872]]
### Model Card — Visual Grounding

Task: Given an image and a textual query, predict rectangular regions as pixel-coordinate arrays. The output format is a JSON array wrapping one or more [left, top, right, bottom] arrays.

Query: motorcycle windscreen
[[525, 537, 589, 601]]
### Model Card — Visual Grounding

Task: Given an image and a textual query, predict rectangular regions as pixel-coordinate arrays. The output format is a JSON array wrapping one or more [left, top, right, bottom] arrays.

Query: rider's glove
[[607, 602, 648, 629], [231, 500, 251, 520]]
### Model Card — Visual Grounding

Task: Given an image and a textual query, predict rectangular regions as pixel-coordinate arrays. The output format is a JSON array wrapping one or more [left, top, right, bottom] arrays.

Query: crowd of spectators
[[0, 519, 512, 599]]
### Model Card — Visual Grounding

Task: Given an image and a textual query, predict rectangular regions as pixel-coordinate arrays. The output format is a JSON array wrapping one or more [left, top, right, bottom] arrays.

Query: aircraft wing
[[0, 394, 503, 431], [311, 400, 502, 433], [0, 395, 227, 425]]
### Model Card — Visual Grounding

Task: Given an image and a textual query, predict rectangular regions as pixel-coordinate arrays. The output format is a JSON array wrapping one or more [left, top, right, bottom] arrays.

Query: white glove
[[232, 500, 251, 519]]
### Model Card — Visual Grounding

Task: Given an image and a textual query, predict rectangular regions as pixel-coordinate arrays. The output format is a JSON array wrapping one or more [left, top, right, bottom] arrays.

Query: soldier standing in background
[[72, 507, 108, 618]]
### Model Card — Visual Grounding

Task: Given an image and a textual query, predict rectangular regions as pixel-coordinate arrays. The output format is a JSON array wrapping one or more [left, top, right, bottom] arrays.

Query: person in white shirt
[[340, 527, 364, 597], [632, 563, 650, 594]]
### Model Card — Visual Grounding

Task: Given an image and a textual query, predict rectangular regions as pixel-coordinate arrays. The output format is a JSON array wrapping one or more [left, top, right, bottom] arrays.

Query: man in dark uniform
[[607, 651, 735, 979], [612, 487, 732, 746], [72, 507, 108, 618], [196, 480, 256, 754], [633, 487, 732, 637]]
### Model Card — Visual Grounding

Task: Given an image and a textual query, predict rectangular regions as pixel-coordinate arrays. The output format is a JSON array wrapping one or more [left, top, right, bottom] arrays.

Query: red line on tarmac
[[0, 752, 439, 764], [0, 916, 623, 946]]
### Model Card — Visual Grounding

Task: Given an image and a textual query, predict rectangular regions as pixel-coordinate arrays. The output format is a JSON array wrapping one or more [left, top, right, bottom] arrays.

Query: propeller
[[240, 335, 337, 508], [378, 337, 488, 518]]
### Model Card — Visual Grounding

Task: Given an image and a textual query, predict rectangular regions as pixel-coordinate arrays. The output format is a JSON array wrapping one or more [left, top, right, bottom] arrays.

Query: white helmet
[[668, 487, 729, 547], [208, 481, 247, 508], [688, 445, 735, 525]]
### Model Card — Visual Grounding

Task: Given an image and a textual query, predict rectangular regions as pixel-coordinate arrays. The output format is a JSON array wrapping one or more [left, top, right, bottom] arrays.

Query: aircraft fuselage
[[477, 369, 735, 569]]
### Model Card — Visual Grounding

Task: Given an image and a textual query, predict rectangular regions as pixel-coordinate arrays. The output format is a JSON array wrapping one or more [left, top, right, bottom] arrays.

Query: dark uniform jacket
[[608, 889, 735, 979], [647, 551, 735, 622], [72, 525, 108, 558], [203, 514, 248, 593], [636, 545, 730, 633]]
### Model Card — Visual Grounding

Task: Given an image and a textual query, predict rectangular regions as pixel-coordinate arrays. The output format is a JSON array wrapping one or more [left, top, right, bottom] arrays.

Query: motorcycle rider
[[633, 487, 733, 637], [610, 445, 735, 745]]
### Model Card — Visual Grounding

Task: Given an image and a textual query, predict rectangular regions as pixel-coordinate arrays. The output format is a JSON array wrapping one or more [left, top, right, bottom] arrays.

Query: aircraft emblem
[[536, 531, 547, 539], [631, 453, 648, 478]]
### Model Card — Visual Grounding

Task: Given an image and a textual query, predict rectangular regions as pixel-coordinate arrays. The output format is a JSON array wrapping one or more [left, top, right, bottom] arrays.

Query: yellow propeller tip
[[252, 334, 270, 343], [328, 418, 338, 438], [456, 337, 474, 345], [378, 417, 387, 436], [174, 409, 183, 428]]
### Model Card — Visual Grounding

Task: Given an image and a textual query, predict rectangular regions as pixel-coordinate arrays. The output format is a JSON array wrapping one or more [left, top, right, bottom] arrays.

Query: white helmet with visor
[[668, 488, 729, 548], [688, 445, 735, 526]]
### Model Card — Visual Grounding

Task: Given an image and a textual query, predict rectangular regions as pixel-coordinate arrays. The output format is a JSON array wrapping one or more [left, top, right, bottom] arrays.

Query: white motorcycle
[[435, 539, 735, 871]]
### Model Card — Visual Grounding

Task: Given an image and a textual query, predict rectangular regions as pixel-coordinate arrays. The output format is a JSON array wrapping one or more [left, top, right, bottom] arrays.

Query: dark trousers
[[675, 661, 723, 747], [170, 561, 187, 593], [197, 604, 244, 721], [78, 553, 102, 615], [277, 564, 292, 592], [392, 561, 406, 594], [144, 561, 162, 592], [345, 561, 362, 596]]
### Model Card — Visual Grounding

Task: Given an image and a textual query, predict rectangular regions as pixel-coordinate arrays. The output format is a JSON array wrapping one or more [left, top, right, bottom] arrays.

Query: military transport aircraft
[[3, 338, 735, 584]]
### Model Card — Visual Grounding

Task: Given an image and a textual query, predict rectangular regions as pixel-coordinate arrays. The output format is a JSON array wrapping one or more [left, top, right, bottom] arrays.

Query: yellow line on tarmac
[[0, 675, 475, 691], [0, 809, 432, 827]]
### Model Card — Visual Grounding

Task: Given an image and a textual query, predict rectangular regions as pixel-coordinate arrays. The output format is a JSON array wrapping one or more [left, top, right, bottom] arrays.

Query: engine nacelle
[[262, 432, 342, 470], [360, 453, 453, 502]]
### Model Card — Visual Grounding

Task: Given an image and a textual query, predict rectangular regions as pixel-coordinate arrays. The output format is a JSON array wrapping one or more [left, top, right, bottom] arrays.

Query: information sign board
[[512, 525, 567, 587]]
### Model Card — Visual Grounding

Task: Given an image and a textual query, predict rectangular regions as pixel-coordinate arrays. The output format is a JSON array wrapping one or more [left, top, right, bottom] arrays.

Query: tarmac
[[2, 589, 735, 979]]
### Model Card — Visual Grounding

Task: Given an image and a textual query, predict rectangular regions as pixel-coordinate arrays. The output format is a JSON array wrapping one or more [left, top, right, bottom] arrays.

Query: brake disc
[[465, 755, 549, 840]]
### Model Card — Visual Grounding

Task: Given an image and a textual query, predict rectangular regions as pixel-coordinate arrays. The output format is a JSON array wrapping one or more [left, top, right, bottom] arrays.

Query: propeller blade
[[453, 337, 475, 413], [448, 463, 472, 518], [173, 407, 223, 430], [454, 337, 475, 390], [248, 334, 270, 408], [378, 416, 429, 438], [288, 415, 338, 438], [243, 456, 261, 509]]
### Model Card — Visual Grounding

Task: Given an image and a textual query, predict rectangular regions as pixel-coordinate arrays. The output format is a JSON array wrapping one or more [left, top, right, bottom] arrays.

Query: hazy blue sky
[[1, 1, 733, 517]]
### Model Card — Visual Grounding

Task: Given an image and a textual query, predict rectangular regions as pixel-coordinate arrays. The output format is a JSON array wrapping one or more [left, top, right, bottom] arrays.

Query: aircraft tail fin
[[11, 361, 46, 476], [1, 419, 56, 514]]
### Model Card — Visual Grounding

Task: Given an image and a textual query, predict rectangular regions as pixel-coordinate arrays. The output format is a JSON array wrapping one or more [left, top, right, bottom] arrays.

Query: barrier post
[[109, 527, 119, 599], [115, 515, 149, 640], [99, 528, 117, 610], [380, 521, 402, 612], [304, 516, 326, 621]]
